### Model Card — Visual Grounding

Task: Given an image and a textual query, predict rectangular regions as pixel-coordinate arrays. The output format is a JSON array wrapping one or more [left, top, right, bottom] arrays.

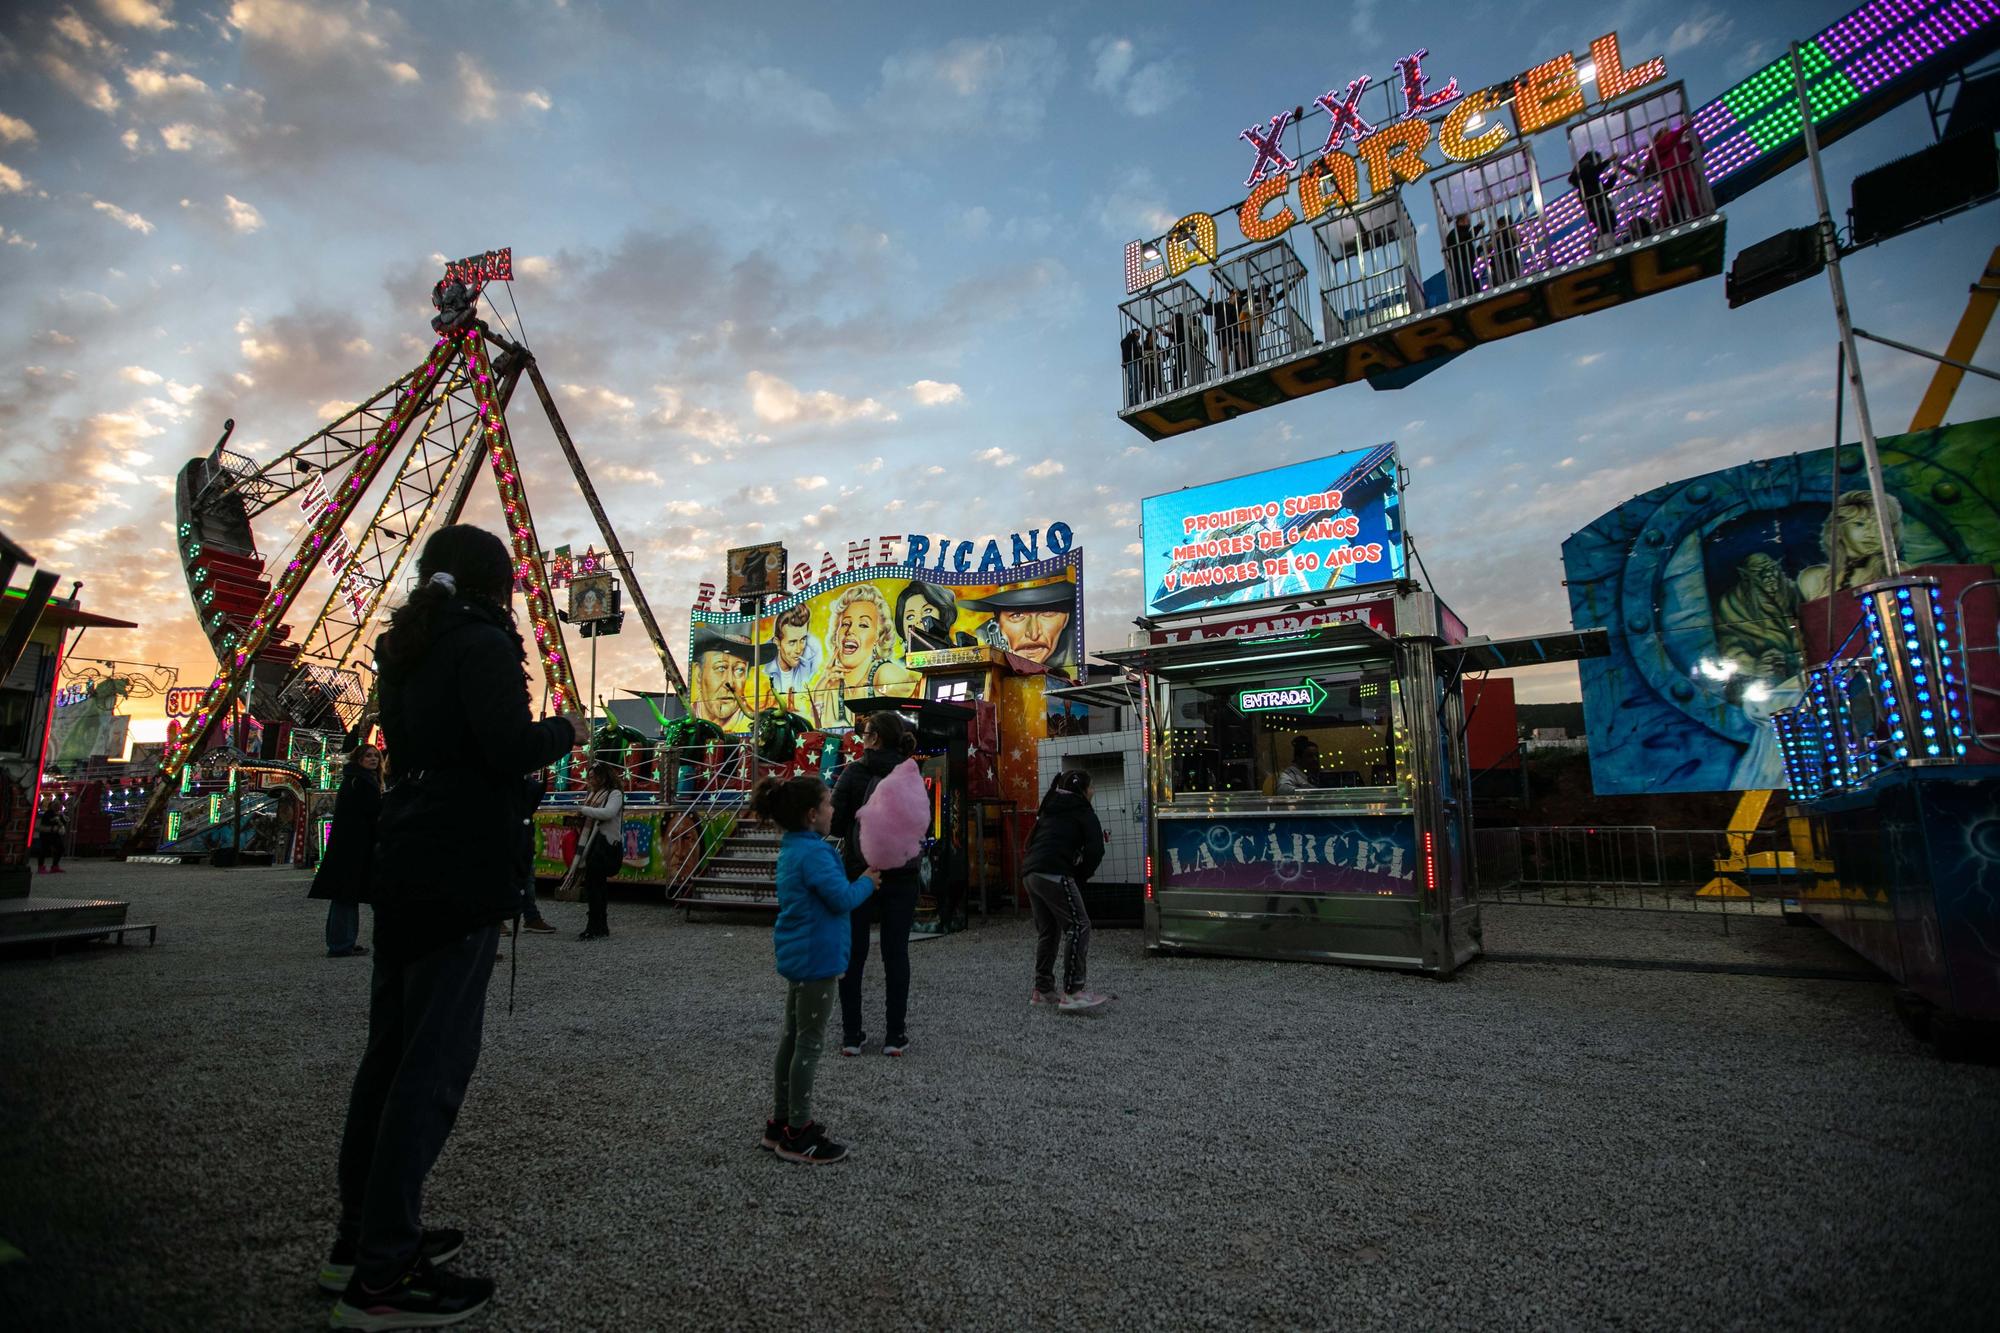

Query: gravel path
[[2, 863, 1996, 1332]]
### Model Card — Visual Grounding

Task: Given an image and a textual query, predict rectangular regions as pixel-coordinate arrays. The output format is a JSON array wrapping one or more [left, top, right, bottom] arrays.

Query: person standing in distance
[[832, 710, 923, 1057], [576, 763, 625, 941], [1022, 769, 1110, 1011], [311, 743, 382, 958], [321, 525, 585, 1329]]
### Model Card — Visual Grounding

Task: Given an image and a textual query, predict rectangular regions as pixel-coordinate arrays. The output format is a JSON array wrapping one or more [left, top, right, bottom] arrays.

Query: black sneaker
[[330, 1257, 492, 1330], [775, 1121, 850, 1165], [882, 1034, 910, 1057], [318, 1229, 465, 1294], [759, 1118, 783, 1151]]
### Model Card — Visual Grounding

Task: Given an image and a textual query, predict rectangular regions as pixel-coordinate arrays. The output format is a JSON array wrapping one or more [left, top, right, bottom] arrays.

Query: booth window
[[1164, 666, 1398, 795]]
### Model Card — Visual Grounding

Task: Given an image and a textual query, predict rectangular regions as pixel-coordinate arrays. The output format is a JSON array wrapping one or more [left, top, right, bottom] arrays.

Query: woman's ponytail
[[868, 709, 917, 759]]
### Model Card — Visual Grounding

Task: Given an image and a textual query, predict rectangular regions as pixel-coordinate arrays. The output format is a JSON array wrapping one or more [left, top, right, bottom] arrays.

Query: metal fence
[[1472, 825, 1805, 923]]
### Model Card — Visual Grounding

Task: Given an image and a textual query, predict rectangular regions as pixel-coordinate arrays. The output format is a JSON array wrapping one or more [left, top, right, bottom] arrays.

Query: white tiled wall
[[1037, 729, 1146, 884]]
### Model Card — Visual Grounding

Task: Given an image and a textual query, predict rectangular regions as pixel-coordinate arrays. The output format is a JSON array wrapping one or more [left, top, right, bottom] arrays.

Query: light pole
[[1791, 40, 1901, 578]]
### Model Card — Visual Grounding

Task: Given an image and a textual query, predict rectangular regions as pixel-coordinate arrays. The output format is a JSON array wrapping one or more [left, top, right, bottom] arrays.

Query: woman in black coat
[[831, 709, 922, 1057], [310, 743, 381, 958], [1021, 769, 1108, 1011], [321, 524, 584, 1327]]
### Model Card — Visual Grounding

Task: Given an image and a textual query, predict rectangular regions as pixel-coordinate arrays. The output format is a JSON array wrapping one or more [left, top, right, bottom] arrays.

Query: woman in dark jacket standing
[[832, 709, 922, 1057], [1021, 769, 1109, 1012], [310, 743, 382, 958], [320, 525, 583, 1329]]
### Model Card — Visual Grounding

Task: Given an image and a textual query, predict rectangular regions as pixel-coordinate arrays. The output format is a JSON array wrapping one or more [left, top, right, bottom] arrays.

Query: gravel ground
[[2, 862, 1996, 1332]]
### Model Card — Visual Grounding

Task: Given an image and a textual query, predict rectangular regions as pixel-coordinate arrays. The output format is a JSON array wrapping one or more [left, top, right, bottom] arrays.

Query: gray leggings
[[1025, 872, 1092, 995], [774, 978, 837, 1127]]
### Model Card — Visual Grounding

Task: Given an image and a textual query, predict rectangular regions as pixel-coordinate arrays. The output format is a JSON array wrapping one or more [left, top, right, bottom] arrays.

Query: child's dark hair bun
[[749, 774, 827, 831]]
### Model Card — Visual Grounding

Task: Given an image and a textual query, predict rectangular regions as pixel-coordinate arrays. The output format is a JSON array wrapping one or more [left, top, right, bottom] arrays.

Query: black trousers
[[336, 926, 499, 1287], [839, 881, 918, 1043], [35, 832, 62, 869], [584, 848, 612, 935]]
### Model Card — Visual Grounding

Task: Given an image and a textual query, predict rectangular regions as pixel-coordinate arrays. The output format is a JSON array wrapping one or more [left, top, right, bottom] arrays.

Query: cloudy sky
[[1, 0, 1994, 734]]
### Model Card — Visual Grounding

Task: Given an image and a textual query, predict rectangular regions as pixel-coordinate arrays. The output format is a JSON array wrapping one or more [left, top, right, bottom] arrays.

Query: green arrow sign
[[1234, 677, 1329, 715]]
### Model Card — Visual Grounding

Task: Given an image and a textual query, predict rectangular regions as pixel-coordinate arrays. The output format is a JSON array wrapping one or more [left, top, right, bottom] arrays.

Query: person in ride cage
[[1020, 769, 1110, 1012], [1443, 213, 1483, 298], [754, 772, 879, 1165], [310, 743, 381, 957], [321, 524, 585, 1329], [1569, 150, 1619, 242]]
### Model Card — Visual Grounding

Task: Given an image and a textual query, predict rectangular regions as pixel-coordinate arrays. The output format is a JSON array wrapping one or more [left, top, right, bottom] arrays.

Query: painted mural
[[1563, 417, 2000, 794], [688, 553, 1083, 732]]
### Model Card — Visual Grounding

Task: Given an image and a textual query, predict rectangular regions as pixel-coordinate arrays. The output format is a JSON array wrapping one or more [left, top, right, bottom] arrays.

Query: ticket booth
[[1101, 593, 1602, 976]]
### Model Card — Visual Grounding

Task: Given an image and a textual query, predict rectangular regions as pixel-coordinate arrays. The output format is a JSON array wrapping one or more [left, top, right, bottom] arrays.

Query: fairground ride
[[127, 249, 682, 848]]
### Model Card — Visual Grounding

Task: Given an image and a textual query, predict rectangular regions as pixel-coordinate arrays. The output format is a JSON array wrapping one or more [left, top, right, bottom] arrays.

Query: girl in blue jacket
[[751, 773, 879, 1165]]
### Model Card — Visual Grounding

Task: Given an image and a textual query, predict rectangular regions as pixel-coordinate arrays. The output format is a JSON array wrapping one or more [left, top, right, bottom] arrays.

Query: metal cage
[[1430, 145, 1546, 302], [1118, 281, 1212, 408], [1209, 241, 1314, 375], [1313, 195, 1426, 339], [1561, 82, 1710, 261]]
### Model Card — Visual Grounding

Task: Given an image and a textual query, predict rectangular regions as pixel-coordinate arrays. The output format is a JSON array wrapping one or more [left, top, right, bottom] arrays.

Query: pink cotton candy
[[858, 759, 929, 870]]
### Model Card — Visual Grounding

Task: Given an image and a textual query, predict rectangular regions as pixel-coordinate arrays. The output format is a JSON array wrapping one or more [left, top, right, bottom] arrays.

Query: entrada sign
[[1236, 678, 1331, 715], [1125, 30, 1667, 293]]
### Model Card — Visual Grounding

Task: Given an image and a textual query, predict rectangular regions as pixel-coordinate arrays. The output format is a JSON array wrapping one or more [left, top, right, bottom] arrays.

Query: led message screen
[[1141, 444, 1403, 619]]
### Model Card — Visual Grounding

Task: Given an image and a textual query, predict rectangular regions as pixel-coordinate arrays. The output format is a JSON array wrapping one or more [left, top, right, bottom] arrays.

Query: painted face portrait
[[775, 620, 811, 670], [998, 609, 1070, 664], [832, 601, 884, 672], [901, 596, 942, 642], [695, 650, 748, 722]]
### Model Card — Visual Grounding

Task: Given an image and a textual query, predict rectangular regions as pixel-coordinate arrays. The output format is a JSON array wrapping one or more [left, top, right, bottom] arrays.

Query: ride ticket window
[[1165, 666, 1399, 797]]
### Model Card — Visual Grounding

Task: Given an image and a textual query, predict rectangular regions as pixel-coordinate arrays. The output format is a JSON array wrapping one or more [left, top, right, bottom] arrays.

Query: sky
[[1, 0, 1995, 741]]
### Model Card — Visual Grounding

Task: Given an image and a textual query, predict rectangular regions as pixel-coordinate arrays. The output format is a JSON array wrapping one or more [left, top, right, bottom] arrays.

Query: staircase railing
[[661, 736, 758, 901]]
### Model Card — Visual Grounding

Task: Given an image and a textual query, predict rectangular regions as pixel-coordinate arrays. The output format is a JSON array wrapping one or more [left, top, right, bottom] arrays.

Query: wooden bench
[[0, 923, 159, 958]]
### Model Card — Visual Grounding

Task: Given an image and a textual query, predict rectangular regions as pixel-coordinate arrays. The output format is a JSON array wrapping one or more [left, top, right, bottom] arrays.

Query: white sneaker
[[1058, 989, 1110, 1012], [1029, 989, 1060, 1007], [839, 1036, 866, 1057]]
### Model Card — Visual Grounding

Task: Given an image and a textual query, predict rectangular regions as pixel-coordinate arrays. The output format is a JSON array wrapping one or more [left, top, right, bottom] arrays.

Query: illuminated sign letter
[[1355, 119, 1431, 197], [976, 540, 1007, 575], [1315, 77, 1376, 154], [1589, 32, 1665, 101], [1513, 53, 1584, 135], [1165, 213, 1219, 277], [846, 539, 871, 570], [1439, 87, 1511, 161], [1011, 529, 1041, 564], [1395, 49, 1460, 117], [1299, 154, 1360, 220], [1239, 172, 1297, 242], [1239, 111, 1297, 187], [1125, 239, 1166, 293], [951, 541, 974, 573], [1047, 521, 1074, 554]]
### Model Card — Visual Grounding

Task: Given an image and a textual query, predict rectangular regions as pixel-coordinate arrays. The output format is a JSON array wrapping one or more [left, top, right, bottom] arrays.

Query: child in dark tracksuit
[[752, 774, 877, 1165], [1021, 769, 1109, 1012]]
